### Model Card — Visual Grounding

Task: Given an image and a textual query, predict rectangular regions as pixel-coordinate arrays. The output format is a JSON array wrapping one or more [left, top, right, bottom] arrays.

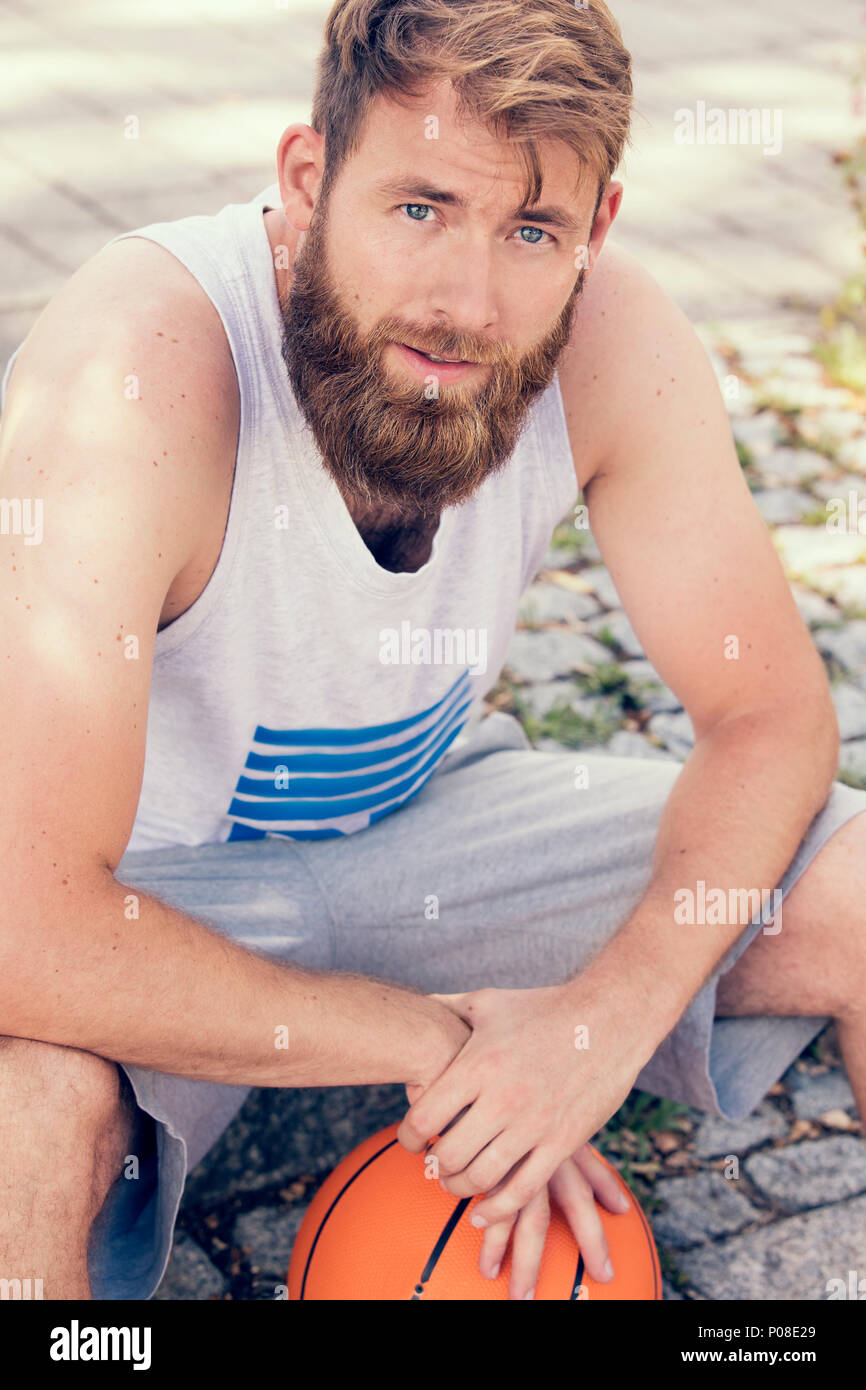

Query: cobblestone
[[652, 1170, 764, 1250], [692, 1102, 789, 1159], [504, 629, 613, 683], [744, 1136, 866, 1212], [785, 1067, 857, 1121], [153, 1231, 227, 1301], [676, 1195, 866, 1301], [518, 583, 602, 626]]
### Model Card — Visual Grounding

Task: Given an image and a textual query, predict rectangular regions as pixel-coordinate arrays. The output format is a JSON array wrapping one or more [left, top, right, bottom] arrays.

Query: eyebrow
[[371, 176, 584, 233]]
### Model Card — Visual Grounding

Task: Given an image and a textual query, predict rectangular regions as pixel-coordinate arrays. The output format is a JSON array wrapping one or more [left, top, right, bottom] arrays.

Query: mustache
[[386, 335, 501, 367]]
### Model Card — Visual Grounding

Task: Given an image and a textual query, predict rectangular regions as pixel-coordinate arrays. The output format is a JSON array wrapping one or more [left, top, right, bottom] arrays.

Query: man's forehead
[[352, 84, 590, 216]]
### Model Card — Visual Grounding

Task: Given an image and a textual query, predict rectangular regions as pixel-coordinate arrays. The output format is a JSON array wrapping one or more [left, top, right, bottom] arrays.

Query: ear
[[275, 123, 325, 233]]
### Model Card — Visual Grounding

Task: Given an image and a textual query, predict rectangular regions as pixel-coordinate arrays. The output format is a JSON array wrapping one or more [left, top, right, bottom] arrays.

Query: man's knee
[[0, 1035, 135, 1147]]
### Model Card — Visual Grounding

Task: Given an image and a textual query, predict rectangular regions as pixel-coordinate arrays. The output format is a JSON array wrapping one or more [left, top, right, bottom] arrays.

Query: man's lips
[[398, 341, 476, 365]]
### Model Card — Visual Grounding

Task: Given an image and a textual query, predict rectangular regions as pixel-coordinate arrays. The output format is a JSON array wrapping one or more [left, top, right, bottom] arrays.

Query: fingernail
[[470, 1213, 488, 1228], [523, 1286, 535, 1300], [490, 1262, 501, 1279], [604, 1258, 614, 1280], [616, 1191, 631, 1212]]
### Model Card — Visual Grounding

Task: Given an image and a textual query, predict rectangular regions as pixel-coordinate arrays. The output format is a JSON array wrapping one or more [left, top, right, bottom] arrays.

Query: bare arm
[[0, 239, 468, 1087], [571, 251, 839, 1025]]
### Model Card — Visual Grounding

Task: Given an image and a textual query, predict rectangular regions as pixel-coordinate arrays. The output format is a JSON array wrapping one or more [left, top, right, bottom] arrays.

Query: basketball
[[287, 1122, 661, 1300]]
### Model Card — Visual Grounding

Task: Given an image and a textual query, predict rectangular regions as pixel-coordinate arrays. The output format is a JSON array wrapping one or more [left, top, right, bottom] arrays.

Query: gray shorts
[[92, 711, 866, 1299]]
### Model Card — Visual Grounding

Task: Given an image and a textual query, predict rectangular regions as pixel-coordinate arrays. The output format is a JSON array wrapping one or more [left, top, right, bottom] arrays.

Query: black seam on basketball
[[299, 1137, 398, 1299], [569, 1253, 585, 1300], [413, 1197, 472, 1296]]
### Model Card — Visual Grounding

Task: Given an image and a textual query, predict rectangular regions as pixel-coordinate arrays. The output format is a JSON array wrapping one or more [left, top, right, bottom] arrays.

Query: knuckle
[[407, 1108, 432, 1140], [433, 1142, 458, 1176], [524, 1200, 550, 1231], [468, 1159, 500, 1194]]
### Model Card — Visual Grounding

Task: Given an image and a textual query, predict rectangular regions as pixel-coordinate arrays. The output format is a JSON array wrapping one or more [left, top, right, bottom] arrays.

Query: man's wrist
[[412, 1002, 471, 1089], [561, 900, 695, 1052]]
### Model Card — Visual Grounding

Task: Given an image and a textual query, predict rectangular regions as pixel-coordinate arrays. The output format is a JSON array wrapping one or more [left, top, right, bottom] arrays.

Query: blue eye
[[397, 204, 553, 245]]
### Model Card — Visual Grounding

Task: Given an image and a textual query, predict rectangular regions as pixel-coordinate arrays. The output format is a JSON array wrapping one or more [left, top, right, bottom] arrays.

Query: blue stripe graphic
[[225, 669, 472, 842]]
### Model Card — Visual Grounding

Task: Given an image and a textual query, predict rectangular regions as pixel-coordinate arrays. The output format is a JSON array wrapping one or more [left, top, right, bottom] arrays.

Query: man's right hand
[[407, 995, 472, 1102]]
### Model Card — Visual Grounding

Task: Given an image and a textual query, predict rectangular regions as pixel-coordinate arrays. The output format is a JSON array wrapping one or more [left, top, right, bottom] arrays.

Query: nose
[[425, 244, 500, 358]]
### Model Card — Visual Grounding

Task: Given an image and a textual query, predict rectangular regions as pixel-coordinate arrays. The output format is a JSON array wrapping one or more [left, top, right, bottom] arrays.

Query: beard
[[279, 198, 585, 521]]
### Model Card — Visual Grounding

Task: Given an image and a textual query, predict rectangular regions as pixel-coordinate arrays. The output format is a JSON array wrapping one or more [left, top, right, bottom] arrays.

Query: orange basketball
[[287, 1123, 661, 1300]]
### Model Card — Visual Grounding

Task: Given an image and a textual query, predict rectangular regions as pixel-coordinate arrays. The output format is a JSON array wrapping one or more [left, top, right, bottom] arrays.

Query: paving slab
[[152, 1230, 227, 1301], [676, 1192, 866, 1300], [518, 583, 602, 626], [504, 629, 613, 683], [693, 1102, 790, 1159], [784, 1067, 857, 1121], [653, 1169, 765, 1250], [744, 1136, 866, 1212], [234, 1203, 309, 1285]]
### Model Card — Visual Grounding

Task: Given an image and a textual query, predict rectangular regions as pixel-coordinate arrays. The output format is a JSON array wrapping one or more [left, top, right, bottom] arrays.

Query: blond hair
[[310, 0, 633, 221]]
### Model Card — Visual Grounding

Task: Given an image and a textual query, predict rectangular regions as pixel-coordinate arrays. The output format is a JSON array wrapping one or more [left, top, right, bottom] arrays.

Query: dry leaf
[[651, 1131, 683, 1154], [787, 1119, 818, 1142], [663, 1151, 694, 1169], [538, 569, 594, 593], [819, 1109, 858, 1131]]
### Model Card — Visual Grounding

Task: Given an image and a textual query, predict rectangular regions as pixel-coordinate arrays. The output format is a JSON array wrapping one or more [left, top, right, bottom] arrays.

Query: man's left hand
[[397, 982, 655, 1231]]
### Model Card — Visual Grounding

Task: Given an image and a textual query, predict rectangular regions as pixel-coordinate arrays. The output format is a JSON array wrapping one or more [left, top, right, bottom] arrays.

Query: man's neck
[[344, 493, 442, 574]]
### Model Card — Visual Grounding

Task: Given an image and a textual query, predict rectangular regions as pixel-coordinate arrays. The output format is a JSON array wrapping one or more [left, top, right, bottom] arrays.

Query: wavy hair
[[310, 0, 634, 222]]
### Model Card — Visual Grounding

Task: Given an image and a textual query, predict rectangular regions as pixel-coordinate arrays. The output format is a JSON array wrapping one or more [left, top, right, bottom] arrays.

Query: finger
[[477, 1215, 516, 1282], [397, 1075, 477, 1154], [548, 1156, 614, 1284], [469, 1146, 559, 1228], [507, 1185, 550, 1301], [437, 1120, 520, 1198], [435, 1101, 473, 1140], [572, 1145, 632, 1215]]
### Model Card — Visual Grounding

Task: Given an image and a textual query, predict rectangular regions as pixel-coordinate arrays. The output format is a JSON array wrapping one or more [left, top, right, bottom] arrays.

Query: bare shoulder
[[556, 240, 706, 490], [2, 234, 240, 588]]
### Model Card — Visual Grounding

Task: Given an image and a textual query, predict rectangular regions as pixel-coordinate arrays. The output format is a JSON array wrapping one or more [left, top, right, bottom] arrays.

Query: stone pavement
[[1, 0, 864, 1300]]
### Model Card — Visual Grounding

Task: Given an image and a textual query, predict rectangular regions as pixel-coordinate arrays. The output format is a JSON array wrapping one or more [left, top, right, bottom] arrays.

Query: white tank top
[[1, 183, 580, 851]]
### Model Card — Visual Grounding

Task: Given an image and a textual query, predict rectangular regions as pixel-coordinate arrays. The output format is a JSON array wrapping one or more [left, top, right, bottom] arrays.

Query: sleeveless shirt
[[1, 183, 580, 851]]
